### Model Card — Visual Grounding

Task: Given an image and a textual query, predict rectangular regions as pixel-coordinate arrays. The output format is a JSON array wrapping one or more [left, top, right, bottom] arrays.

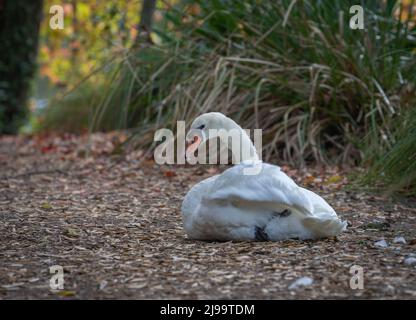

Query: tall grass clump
[[362, 106, 416, 196], [49, 0, 416, 168], [39, 83, 100, 133]]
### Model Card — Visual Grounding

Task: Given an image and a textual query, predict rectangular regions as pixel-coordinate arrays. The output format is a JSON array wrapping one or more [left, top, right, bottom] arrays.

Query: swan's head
[[185, 112, 260, 166], [185, 112, 231, 157]]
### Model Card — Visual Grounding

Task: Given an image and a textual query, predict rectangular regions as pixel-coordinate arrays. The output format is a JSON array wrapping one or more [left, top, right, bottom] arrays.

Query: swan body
[[181, 113, 347, 241]]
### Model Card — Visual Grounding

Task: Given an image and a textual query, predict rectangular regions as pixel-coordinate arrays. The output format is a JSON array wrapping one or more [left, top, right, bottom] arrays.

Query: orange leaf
[[164, 171, 176, 177], [303, 175, 316, 185]]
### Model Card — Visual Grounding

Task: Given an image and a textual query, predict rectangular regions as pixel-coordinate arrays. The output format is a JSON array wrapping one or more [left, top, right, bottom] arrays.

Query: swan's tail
[[302, 216, 347, 238]]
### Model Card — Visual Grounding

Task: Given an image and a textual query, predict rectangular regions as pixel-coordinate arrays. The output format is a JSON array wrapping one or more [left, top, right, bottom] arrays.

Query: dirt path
[[1, 133, 415, 299]]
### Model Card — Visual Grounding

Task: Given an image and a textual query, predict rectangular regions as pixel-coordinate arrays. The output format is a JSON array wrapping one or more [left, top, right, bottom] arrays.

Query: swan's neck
[[219, 118, 260, 163]]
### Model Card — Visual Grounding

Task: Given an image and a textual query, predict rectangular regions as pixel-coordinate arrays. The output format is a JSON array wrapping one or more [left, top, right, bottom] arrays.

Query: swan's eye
[[197, 124, 205, 130]]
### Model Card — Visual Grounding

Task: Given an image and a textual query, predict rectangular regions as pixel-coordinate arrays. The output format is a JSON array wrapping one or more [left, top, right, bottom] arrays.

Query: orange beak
[[186, 135, 202, 158]]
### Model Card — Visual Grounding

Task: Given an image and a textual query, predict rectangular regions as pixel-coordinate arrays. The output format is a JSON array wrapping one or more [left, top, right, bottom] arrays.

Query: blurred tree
[[38, 1, 142, 88], [136, 0, 156, 44], [0, 0, 43, 134], [139, 0, 156, 31]]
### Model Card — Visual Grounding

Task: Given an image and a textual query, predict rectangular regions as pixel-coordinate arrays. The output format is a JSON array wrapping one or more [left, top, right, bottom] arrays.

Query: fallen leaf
[[325, 175, 343, 184], [58, 290, 76, 297], [164, 171, 176, 177], [303, 175, 316, 185], [41, 202, 52, 210], [65, 228, 80, 237]]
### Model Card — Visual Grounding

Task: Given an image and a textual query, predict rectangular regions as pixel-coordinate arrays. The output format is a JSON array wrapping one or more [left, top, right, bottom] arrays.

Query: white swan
[[181, 112, 347, 241]]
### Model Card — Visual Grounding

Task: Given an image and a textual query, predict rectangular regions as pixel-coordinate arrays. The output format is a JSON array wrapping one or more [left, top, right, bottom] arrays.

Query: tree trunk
[[0, 0, 44, 134], [136, 0, 156, 45], [139, 0, 156, 32]]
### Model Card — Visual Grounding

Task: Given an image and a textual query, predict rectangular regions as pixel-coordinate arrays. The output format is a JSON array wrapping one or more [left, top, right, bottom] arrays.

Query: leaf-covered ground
[[1, 133, 415, 299]]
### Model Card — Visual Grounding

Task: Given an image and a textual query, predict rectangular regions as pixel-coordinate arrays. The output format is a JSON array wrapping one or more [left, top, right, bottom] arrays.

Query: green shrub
[[40, 0, 416, 172], [38, 83, 99, 133], [89, 0, 415, 166], [363, 106, 416, 196]]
